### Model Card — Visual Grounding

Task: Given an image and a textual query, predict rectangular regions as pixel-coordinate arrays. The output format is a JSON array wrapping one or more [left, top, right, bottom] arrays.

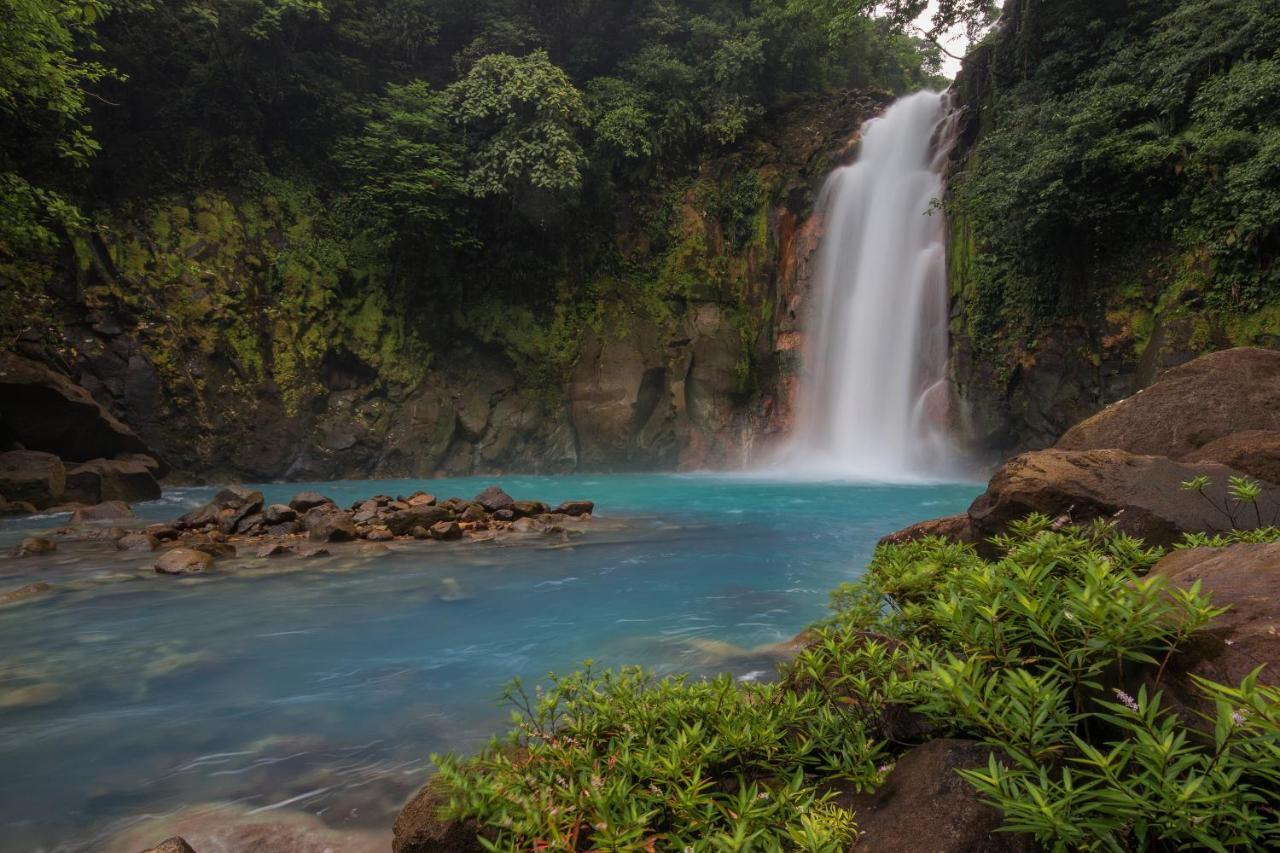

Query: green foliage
[[949, 0, 1280, 361], [433, 665, 876, 851]]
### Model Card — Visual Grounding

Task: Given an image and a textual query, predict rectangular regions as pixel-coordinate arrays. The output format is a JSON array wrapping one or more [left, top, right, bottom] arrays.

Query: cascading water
[[780, 90, 959, 480]]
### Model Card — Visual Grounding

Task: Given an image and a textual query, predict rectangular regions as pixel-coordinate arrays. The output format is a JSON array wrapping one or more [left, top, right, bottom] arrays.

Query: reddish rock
[[366, 526, 395, 541], [1056, 347, 1280, 458], [288, 491, 332, 512], [429, 521, 462, 541], [0, 582, 53, 606], [473, 485, 515, 512], [262, 503, 297, 525], [968, 449, 1280, 547], [15, 536, 56, 556], [303, 505, 357, 542], [138, 837, 196, 853], [840, 739, 1035, 853], [879, 513, 975, 547], [1182, 430, 1280, 487], [555, 500, 594, 516], [155, 548, 214, 575], [257, 542, 294, 557], [407, 491, 436, 506]]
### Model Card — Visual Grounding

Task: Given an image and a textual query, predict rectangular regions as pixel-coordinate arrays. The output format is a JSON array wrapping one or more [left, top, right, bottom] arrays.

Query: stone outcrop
[[63, 458, 161, 504], [838, 739, 1035, 852], [878, 513, 975, 547], [1055, 348, 1280, 459], [0, 450, 65, 509], [967, 449, 1280, 547], [1147, 542, 1280, 722]]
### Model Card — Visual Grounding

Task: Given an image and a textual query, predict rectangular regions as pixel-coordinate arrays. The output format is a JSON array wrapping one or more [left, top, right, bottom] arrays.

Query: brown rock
[[0, 449, 65, 509], [155, 548, 214, 575], [879, 513, 975, 547], [144, 524, 180, 541], [429, 521, 462, 541], [366, 526, 395, 541], [511, 500, 549, 517], [176, 486, 263, 529], [288, 491, 332, 512], [297, 545, 330, 558], [261, 504, 297, 525], [0, 499, 37, 516], [0, 582, 53, 606], [1182, 430, 1280, 487], [1146, 542, 1280, 723], [492, 508, 515, 522], [1056, 347, 1280, 458], [117, 533, 160, 552], [509, 517, 542, 534], [257, 542, 294, 557], [473, 485, 515, 512], [138, 837, 197, 853], [303, 505, 357, 542], [554, 500, 594, 517], [410, 526, 431, 540], [15, 536, 56, 556], [393, 782, 487, 853], [407, 491, 436, 506], [63, 458, 160, 505], [386, 505, 452, 536], [71, 500, 136, 524], [842, 739, 1035, 853], [968, 449, 1280, 547]]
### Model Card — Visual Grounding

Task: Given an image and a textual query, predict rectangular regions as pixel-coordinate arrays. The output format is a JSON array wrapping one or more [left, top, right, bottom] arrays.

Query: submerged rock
[[0, 582, 53, 607], [15, 536, 56, 556], [116, 533, 160, 552], [0, 681, 67, 710], [154, 548, 214, 575], [257, 542, 294, 557], [71, 500, 136, 524]]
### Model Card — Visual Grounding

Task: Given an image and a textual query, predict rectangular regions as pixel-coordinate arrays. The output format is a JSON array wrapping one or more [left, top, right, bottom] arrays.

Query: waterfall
[[780, 91, 959, 481]]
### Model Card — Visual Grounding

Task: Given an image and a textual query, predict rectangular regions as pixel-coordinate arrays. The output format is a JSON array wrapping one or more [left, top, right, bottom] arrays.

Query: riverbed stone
[[71, 500, 135, 524], [155, 548, 214, 575], [511, 499, 549, 517], [0, 682, 67, 710], [366, 526, 395, 541], [386, 505, 452, 535], [0, 582, 53, 606], [145, 524, 180, 541], [117, 533, 160, 552], [428, 520, 462, 541], [288, 491, 332, 512], [473, 485, 514, 512], [303, 505, 357, 542], [257, 542, 294, 557], [262, 503, 297, 525], [555, 500, 594, 516], [15, 536, 56, 556], [407, 491, 436, 506]]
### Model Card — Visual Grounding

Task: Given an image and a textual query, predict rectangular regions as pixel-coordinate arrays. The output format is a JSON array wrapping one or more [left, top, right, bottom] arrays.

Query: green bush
[[434, 518, 1280, 851]]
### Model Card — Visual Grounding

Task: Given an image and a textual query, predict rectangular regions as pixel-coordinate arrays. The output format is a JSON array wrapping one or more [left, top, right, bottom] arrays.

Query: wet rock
[[1056, 347, 1280, 459], [358, 543, 391, 556], [511, 499, 549, 517], [0, 449, 65, 509], [879, 513, 976, 547], [155, 548, 214, 575], [836, 739, 1035, 853], [366, 526, 395, 541], [297, 545, 330, 558], [410, 526, 431, 540], [473, 485, 514, 512], [71, 500, 135, 524], [138, 837, 196, 853], [438, 497, 469, 513], [0, 582, 52, 606], [429, 520, 462, 541], [407, 491, 436, 506], [257, 542, 294, 557], [262, 503, 298, 525], [555, 500, 594, 516], [63, 458, 160, 504], [15, 536, 56, 556], [459, 503, 487, 522], [303, 505, 357, 542], [0, 499, 37, 516], [394, 782, 488, 853], [352, 508, 379, 525], [265, 521, 300, 536], [492, 508, 515, 522], [386, 505, 452, 536], [233, 512, 264, 535], [117, 533, 160, 552], [288, 491, 332, 512], [145, 524, 180, 541], [509, 517, 542, 534], [1182, 430, 1280, 486], [176, 485, 263, 529], [189, 540, 236, 558], [1145, 542, 1280, 725], [438, 577, 470, 602], [968, 449, 1280, 547]]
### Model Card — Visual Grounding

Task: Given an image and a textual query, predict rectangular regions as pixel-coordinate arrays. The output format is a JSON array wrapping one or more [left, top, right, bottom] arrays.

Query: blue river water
[[0, 473, 979, 851]]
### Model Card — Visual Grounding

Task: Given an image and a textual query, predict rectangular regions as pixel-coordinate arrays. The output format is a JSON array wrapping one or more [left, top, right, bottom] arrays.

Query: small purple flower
[[1113, 688, 1139, 712], [1231, 708, 1249, 727]]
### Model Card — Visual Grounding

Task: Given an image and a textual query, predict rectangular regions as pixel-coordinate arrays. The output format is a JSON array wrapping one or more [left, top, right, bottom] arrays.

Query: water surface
[[0, 473, 979, 851]]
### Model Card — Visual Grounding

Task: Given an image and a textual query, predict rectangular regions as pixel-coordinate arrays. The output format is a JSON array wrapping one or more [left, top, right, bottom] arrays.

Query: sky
[[917, 1, 978, 78]]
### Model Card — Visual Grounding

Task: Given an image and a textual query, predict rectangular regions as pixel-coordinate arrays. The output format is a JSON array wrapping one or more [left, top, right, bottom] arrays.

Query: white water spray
[[780, 91, 958, 480]]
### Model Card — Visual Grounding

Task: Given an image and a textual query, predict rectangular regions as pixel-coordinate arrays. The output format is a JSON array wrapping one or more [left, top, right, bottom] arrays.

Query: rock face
[[63, 458, 161, 504], [1147, 542, 1280, 721], [967, 449, 1280, 547], [0, 450, 65, 509], [1055, 348, 1280, 459], [393, 784, 486, 853], [0, 352, 162, 471], [843, 739, 1035, 853], [1183, 430, 1280, 486]]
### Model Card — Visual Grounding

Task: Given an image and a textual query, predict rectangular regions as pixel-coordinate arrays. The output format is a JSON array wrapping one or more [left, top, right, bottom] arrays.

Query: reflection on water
[[0, 473, 980, 851]]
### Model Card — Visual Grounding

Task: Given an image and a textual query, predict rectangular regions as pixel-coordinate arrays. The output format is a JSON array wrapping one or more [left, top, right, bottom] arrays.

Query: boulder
[[366, 526, 395, 542], [257, 542, 294, 557], [509, 517, 542, 534], [554, 500, 594, 517], [138, 837, 197, 853], [117, 533, 160, 552], [0, 450, 64, 508], [473, 485, 514, 512], [386, 505, 452, 536], [144, 524, 180, 541], [0, 352, 165, 473], [63, 458, 161, 504], [186, 539, 236, 559], [70, 500, 136, 524], [262, 504, 298, 525], [407, 491, 436, 506], [288, 491, 332, 512], [393, 782, 487, 853], [492, 508, 515, 522], [155, 548, 214, 575], [0, 582, 53, 606], [429, 521, 462, 541], [838, 739, 1035, 853], [459, 503, 486, 522], [0, 499, 37, 516], [967, 449, 1280, 547], [176, 486, 263, 529], [15, 536, 56, 556], [1056, 347, 1280, 458], [1146, 542, 1280, 722], [1182, 430, 1280, 487], [511, 500, 549, 517], [879, 513, 975, 547], [303, 505, 356, 542]]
